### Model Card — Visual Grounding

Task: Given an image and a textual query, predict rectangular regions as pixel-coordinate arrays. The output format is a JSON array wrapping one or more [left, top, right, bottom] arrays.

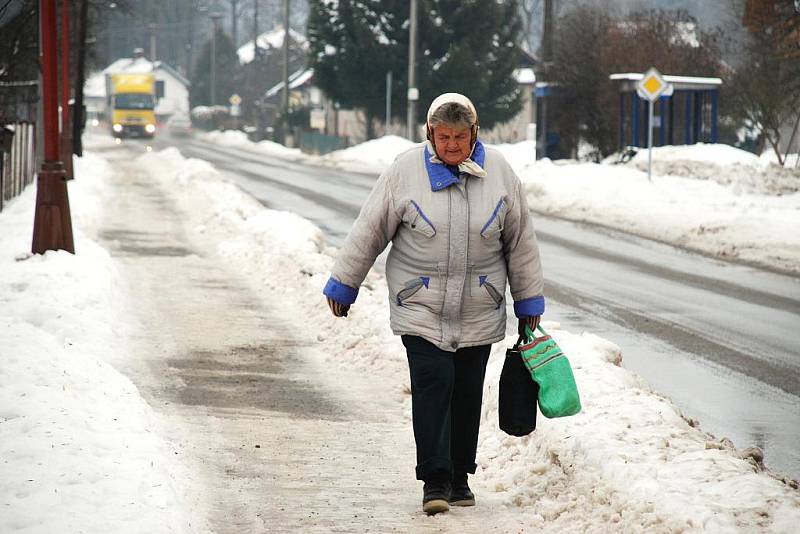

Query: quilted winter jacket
[[323, 140, 545, 352]]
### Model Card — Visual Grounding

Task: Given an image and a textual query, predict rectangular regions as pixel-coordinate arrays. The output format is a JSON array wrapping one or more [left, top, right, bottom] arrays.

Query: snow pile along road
[[522, 157, 800, 274], [0, 155, 192, 533], [627, 143, 800, 195], [201, 129, 306, 161], [319, 134, 416, 174], [138, 147, 800, 532], [202, 131, 800, 274]]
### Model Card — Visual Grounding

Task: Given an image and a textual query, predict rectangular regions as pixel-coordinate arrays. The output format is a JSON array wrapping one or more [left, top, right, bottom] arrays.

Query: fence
[[297, 131, 349, 155], [0, 122, 36, 213]]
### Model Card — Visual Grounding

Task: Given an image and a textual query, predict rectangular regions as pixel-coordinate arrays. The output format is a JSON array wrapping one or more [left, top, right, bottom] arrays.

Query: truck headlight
[[145, 124, 156, 133], [112, 123, 123, 132]]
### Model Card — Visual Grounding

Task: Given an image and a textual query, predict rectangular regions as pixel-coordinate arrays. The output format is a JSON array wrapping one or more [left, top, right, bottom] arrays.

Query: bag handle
[[523, 324, 549, 341]]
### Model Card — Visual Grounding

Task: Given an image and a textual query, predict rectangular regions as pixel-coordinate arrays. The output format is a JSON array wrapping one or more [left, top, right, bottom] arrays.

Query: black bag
[[499, 337, 540, 436]]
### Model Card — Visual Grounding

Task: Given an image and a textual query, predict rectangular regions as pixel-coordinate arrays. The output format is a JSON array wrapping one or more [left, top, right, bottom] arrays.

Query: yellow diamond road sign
[[643, 76, 663, 95], [637, 68, 671, 102], [229, 93, 242, 106]]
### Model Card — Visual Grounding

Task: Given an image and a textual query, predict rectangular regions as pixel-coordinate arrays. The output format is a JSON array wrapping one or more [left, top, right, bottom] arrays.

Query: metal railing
[[0, 122, 37, 213]]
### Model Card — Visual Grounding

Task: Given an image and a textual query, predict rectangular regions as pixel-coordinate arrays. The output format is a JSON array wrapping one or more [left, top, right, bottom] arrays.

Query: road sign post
[[229, 93, 242, 128], [636, 68, 673, 182]]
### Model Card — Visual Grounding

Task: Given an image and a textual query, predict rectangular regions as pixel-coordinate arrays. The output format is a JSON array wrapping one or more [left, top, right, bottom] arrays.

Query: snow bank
[[761, 151, 800, 169], [631, 143, 765, 167], [200, 129, 305, 160], [0, 155, 192, 533], [490, 139, 537, 171], [625, 144, 799, 196], [197, 132, 800, 273], [320, 135, 416, 174], [139, 146, 800, 531], [522, 159, 800, 274]]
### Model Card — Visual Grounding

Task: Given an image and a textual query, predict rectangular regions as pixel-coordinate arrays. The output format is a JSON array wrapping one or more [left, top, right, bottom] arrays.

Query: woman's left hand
[[518, 315, 541, 337]]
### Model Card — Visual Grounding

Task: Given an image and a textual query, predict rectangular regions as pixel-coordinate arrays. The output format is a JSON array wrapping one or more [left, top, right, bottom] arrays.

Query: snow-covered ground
[[0, 156, 192, 533], [203, 130, 800, 274], [3, 140, 799, 532]]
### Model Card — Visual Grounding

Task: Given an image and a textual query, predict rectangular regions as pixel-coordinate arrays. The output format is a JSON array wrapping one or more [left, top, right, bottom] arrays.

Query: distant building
[[84, 49, 191, 121]]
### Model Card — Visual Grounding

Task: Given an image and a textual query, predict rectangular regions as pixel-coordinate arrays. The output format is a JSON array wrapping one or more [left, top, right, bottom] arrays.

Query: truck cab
[[108, 73, 158, 139]]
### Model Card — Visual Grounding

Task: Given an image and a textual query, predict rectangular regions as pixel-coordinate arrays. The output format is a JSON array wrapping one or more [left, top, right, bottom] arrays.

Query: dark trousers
[[402, 335, 491, 481]]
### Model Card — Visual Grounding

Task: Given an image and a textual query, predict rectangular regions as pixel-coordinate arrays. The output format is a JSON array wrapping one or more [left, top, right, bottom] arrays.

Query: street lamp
[[208, 0, 224, 106]]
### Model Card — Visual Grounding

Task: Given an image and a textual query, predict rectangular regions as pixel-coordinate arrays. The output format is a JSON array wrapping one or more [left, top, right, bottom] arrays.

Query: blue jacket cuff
[[323, 276, 359, 305], [514, 296, 545, 318]]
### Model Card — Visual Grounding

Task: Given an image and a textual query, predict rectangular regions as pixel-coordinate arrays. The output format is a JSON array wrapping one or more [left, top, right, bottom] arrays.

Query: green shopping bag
[[519, 325, 582, 418]]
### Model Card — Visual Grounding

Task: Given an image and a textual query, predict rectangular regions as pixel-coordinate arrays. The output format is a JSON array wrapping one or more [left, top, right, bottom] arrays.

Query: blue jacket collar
[[424, 140, 486, 192]]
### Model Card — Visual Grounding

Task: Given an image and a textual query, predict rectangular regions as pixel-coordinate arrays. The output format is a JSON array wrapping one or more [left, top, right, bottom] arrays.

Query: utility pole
[[406, 0, 418, 141], [60, 0, 73, 179], [32, 0, 74, 254], [282, 0, 290, 144], [73, 0, 89, 157], [231, 0, 239, 47], [253, 0, 259, 60], [149, 23, 157, 62], [386, 70, 392, 134], [209, 3, 223, 106], [537, 0, 553, 159]]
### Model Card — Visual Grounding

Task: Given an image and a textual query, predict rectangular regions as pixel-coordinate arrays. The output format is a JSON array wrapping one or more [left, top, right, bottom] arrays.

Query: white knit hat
[[426, 93, 478, 126]]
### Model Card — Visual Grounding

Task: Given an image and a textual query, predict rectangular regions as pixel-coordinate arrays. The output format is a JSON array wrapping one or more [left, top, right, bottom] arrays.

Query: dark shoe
[[449, 473, 475, 506], [422, 478, 451, 515]]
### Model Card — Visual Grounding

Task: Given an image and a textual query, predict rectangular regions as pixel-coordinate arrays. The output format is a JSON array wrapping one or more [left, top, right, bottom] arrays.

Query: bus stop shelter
[[610, 73, 722, 150]]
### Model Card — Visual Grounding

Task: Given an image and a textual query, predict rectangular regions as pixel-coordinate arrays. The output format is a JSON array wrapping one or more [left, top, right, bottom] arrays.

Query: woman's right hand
[[327, 297, 350, 317]]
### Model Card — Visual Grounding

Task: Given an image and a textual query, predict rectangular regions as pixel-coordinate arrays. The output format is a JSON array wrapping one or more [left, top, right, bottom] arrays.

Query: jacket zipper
[[483, 281, 504, 309], [409, 200, 436, 232], [396, 278, 425, 306]]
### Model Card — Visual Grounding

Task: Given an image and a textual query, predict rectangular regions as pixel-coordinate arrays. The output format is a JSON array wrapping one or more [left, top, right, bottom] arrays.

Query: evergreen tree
[[308, 0, 408, 138], [418, 0, 523, 129], [190, 27, 241, 108], [308, 0, 524, 137]]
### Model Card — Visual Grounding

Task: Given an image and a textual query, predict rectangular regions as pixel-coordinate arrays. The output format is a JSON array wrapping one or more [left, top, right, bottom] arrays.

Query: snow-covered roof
[[609, 73, 722, 85], [609, 73, 722, 91], [264, 68, 314, 98], [513, 68, 536, 85], [237, 26, 308, 65]]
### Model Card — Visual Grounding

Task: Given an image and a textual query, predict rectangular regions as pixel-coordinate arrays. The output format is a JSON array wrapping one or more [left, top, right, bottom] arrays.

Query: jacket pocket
[[480, 198, 506, 239], [479, 276, 504, 309], [396, 276, 430, 306], [406, 200, 436, 238]]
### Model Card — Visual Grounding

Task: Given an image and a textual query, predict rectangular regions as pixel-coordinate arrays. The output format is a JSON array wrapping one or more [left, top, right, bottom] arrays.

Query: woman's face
[[432, 124, 472, 166]]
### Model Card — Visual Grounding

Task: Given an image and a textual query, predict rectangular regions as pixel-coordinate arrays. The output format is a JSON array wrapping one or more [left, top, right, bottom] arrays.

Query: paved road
[[137, 134, 800, 480]]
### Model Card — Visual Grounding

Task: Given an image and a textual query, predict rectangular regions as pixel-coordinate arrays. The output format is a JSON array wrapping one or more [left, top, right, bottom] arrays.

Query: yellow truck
[[106, 73, 158, 138]]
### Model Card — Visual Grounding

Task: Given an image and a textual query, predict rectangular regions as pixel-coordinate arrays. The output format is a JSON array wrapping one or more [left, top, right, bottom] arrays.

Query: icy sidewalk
[[137, 146, 799, 532]]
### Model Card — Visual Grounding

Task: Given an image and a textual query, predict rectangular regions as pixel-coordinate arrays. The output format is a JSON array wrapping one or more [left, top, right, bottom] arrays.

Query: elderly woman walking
[[323, 93, 545, 515]]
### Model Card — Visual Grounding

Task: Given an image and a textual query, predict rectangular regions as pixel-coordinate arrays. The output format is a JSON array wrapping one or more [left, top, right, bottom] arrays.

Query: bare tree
[[725, 0, 800, 164]]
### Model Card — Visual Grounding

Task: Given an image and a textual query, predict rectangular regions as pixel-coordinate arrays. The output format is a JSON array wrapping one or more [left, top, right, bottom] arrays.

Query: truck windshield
[[115, 93, 154, 110]]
